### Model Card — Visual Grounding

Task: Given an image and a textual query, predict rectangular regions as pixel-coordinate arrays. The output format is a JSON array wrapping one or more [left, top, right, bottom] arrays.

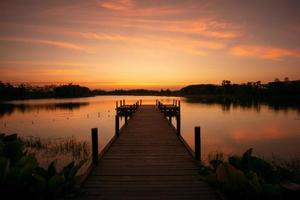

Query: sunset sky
[[0, 0, 300, 89]]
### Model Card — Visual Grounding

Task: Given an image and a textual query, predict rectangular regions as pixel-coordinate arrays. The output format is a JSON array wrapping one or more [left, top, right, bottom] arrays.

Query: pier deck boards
[[80, 105, 219, 200]]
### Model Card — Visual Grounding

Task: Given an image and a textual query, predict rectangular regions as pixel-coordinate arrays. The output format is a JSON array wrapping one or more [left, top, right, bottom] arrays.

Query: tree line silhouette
[[0, 78, 299, 100], [180, 78, 300, 98], [0, 83, 92, 99]]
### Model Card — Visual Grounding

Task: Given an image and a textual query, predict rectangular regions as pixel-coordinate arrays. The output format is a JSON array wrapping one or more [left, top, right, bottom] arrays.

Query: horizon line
[[1, 78, 298, 91]]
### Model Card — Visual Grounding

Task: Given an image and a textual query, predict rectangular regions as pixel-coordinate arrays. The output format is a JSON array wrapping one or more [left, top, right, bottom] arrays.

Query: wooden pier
[[79, 100, 219, 200]]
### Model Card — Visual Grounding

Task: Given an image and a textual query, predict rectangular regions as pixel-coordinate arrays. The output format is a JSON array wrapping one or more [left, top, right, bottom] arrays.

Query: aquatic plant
[[200, 148, 300, 199], [22, 136, 90, 160], [0, 133, 86, 199]]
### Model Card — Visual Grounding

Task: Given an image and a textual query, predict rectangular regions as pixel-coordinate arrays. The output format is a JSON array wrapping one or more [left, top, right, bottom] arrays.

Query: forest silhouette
[[0, 79, 299, 101]]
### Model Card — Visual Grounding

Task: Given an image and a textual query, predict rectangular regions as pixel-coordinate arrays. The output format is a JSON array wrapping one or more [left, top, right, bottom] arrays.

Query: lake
[[1, 95, 299, 169]]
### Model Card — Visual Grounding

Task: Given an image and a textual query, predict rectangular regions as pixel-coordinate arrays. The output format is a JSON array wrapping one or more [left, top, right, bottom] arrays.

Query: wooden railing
[[156, 99, 202, 162], [115, 99, 140, 126], [81, 99, 202, 186], [80, 100, 141, 184], [91, 100, 141, 164], [156, 100, 181, 135]]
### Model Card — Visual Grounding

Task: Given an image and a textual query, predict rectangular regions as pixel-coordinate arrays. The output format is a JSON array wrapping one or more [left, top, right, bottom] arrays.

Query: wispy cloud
[[0, 36, 87, 52], [152, 19, 241, 39], [35, 1, 241, 40], [0, 67, 85, 82], [230, 45, 300, 60], [0, 60, 88, 67], [98, 0, 183, 16], [81, 32, 225, 55], [83, 17, 241, 39], [99, 0, 135, 11]]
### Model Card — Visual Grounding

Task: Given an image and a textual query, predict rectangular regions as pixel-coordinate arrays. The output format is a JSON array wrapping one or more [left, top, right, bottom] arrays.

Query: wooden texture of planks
[[80, 105, 219, 200]]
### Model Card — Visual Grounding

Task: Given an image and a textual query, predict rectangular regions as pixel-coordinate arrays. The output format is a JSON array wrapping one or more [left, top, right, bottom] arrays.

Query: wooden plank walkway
[[80, 105, 219, 200]]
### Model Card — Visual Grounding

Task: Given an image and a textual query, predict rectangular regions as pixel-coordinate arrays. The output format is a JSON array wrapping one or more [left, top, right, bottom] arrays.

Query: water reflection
[[0, 96, 299, 168], [0, 102, 89, 118], [180, 98, 300, 161], [184, 97, 300, 114]]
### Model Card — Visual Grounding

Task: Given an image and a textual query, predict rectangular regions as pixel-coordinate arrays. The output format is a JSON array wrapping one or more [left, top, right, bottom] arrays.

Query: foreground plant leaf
[[216, 162, 248, 191], [0, 156, 10, 183]]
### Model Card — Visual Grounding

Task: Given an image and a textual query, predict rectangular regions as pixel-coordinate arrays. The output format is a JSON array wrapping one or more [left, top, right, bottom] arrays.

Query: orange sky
[[0, 0, 300, 89]]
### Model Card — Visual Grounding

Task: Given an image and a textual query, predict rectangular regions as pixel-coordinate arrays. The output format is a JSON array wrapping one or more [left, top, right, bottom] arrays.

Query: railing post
[[125, 111, 128, 124], [115, 115, 119, 137], [130, 105, 133, 116], [120, 100, 122, 106], [176, 113, 181, 136], [91, 128, 99, 165], [123, 99, 125, 106], [116, 101, 118, 109], [194, 126, 201, 161], [140, 99, 142, 105], [169, 116, 172, 124]]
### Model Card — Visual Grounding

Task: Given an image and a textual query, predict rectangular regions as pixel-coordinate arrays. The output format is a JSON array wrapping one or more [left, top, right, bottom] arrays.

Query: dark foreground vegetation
[[1, 78, 300, 101], [181, 79, 300, 99], [0, 82, 92, 100], [0, 134, 85, 199], [0, 81, 175, 100], [2, 133, 299, 199], [201, 148, 300, 199]]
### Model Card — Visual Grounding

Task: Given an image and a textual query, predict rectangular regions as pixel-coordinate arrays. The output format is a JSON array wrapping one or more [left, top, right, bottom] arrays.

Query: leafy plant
[[200, 148, 300, 199], [0, 133, 86, 199]]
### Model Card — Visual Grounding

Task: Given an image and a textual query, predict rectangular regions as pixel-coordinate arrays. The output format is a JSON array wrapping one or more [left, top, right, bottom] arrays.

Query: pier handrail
[[156, 100, 181, 136], [81, 99, 202, 188], [80, 99, 141, 185], [156, 99, 201, 162]]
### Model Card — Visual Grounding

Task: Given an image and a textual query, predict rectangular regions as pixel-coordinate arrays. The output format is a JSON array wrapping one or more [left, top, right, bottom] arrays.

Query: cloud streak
[[81, 17, 241, 40], [0, 36, 87, 52], [99, 0, 135, 11], [81, 32, 226, 55], [44, 1, 241, 39], [231, 45, 300, 60], [98, 0, 183, 16], [0, 60, 88, 67]]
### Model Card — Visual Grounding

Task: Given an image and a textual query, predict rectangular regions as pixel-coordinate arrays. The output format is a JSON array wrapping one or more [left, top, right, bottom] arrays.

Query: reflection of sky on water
[[180, 100, 300, 161], [0, 96, 299, 166]]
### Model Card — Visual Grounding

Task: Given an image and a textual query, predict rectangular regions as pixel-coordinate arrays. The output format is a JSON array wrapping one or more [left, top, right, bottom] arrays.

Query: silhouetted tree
[[54, 84, 91, 98]]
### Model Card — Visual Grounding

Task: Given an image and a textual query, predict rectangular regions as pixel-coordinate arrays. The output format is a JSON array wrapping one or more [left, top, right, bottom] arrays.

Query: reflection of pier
[[80, 100, 219, 200]]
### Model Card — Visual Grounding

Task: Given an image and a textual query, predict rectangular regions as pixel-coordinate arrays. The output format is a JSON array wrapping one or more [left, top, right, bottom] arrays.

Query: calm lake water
[[1, 96, 300, 169]]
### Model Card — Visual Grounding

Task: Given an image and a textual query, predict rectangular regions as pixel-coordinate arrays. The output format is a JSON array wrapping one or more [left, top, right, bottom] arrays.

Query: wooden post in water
[[129, 105, 133, 116], [123, 99, 125, 106], [115, 115, 119, 137], [125, 111, 128, 124], [140, 99, 142, 105], [120, 100, 122, 107], [91, 128, 99, 165], [194, 126, 201, 161], [176, 113, 181, 136]]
